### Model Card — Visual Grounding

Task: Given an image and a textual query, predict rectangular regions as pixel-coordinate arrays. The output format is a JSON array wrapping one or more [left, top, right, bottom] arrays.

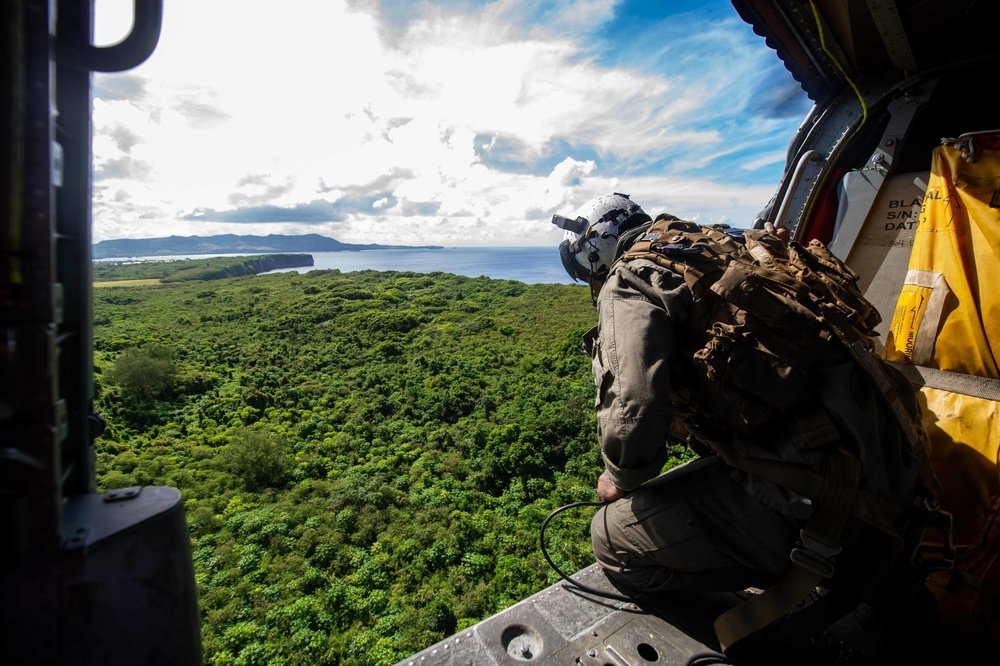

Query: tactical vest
[[616, 218, 887, 441]]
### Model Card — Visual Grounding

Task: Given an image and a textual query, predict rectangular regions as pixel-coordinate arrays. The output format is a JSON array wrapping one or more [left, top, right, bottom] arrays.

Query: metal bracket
[[911, 501, 955, 573], [864, 0, 918, 73], [63, 524, 91, 552], [0, 447, 47, 470], [104, 486, 142, 502], [828, 80, 936, 259], [55, 0, 163, 73]]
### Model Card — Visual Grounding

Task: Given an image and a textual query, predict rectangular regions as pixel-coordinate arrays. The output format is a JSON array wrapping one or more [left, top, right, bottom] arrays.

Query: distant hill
[[92, 234, 442, 259]]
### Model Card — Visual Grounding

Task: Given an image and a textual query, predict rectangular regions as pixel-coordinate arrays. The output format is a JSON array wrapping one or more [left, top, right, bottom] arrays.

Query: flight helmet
[[552, 193, 651, 285]]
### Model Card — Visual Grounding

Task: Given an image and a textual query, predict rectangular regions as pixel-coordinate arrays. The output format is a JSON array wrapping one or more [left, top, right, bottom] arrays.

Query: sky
[[91, 0, 813, 247]]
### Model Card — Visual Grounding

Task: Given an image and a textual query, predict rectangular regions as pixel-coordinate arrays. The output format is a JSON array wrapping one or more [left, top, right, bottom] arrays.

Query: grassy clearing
[[94, 279, 162, 287]]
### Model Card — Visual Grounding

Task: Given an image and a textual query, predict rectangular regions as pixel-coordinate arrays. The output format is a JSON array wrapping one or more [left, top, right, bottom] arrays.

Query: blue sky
[[91, 0, 812, 246]]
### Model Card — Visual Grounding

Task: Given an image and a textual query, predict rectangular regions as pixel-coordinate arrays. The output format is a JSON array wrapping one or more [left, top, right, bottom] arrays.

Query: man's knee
[[591, 504, 673, 591], [591, 504, 618, 569]]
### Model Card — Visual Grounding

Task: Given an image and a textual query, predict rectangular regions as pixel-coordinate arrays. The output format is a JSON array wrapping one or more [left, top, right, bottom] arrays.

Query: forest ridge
[[92, 260, 695, 665], [94, 254, 314, 283], [92, 233, 444, 259]]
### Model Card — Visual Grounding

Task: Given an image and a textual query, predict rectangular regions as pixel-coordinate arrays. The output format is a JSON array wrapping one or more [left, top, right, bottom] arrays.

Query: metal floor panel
[[396, 564, 725, 666]]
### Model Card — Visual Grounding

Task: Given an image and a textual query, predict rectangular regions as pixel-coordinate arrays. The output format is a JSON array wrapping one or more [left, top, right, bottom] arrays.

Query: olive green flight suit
[[585, 257, 922, 592]]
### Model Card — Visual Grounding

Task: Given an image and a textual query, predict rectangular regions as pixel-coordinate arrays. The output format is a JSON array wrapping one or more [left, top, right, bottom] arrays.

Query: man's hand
[[596, 470, 625, 503], [764, 221, 791, 243]]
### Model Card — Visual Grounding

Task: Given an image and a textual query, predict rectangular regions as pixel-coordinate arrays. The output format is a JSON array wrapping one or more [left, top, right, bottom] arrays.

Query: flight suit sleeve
[[587, 258, 690, 491]]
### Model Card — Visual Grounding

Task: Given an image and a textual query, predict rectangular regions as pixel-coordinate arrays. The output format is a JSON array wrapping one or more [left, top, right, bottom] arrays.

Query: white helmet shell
[[552, 193, 650, 283]]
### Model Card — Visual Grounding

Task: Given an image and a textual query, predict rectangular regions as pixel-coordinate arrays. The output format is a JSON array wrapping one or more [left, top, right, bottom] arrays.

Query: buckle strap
[[790, 530, 842, 578], [714, 452, 860, 653]]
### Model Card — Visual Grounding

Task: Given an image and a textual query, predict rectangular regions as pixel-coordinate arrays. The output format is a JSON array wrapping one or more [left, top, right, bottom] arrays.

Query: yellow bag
[[884, 142, 1000, 376], [884, 138, 1000, 638], [920, 387, 1000, 637]]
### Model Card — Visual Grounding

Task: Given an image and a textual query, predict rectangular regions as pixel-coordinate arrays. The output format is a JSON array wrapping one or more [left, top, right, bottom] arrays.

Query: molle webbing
[[616, 219, 885, 438]]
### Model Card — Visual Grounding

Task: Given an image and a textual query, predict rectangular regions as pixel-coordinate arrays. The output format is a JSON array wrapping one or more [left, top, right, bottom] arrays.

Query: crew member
[[552, 193, 939, 649]]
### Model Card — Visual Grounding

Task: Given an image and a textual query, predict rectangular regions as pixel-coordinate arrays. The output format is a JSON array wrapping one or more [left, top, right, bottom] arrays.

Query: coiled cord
[[539, 500, 635, 603], [539, 500, 736, 666]]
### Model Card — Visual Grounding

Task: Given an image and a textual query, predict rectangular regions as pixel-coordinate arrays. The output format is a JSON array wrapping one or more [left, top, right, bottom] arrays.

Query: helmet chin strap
[[586, 243, 607, 304], [588, 277, 604, 306]]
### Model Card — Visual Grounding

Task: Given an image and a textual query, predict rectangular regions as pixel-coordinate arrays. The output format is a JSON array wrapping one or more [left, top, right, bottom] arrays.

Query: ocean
[[101, 247, 578, 285], [278, 247, 576, 284]]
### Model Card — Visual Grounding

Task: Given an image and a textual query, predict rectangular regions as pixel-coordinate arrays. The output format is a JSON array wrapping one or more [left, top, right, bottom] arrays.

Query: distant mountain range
[[92, 234, 443, 259]]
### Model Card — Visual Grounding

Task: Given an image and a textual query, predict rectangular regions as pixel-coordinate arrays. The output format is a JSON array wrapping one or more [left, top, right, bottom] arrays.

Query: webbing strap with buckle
[[713, 452, 860, 653], [790, 530, 842, 577]]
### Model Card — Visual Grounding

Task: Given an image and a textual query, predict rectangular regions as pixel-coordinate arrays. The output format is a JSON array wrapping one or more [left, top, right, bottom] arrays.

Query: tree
[[105, 346, 176, 399]]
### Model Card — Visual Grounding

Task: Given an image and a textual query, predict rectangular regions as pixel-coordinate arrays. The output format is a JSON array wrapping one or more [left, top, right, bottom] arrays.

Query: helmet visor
[[559, 239, 584, 282]]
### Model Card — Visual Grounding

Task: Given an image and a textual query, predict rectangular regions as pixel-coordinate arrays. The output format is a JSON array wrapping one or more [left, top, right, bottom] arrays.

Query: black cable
[[539, 500, 637, 603], [542, 501, 738, 665]]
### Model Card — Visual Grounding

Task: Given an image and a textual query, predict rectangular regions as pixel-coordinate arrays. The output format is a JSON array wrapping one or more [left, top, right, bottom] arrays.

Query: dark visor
[[559, 239, 584, 282]]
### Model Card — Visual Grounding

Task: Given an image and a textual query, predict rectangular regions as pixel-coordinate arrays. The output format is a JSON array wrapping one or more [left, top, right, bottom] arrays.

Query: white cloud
[[90, 0, 809, 245]]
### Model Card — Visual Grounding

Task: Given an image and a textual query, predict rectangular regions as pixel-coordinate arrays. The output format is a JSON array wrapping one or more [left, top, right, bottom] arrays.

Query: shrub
[[222, 427, 290, 491]]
